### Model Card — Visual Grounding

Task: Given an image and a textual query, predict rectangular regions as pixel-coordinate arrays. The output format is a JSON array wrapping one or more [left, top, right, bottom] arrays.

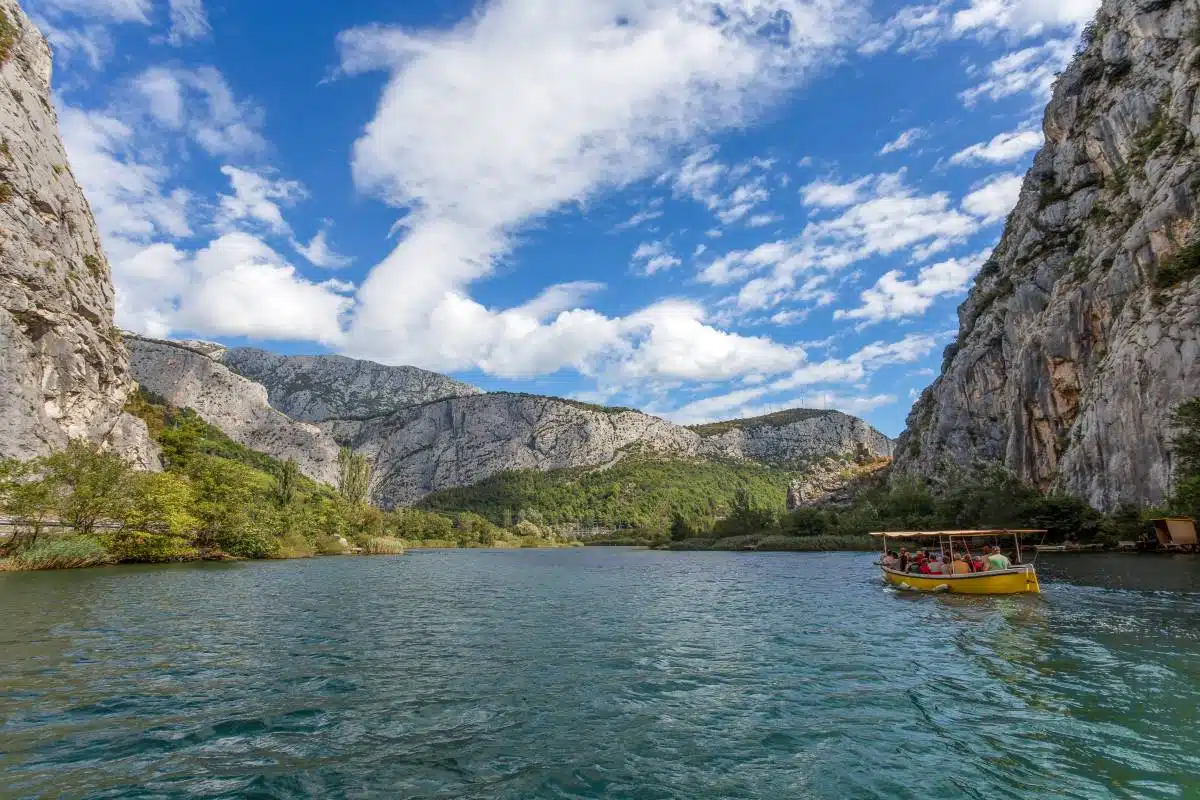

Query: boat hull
[[882, 566, 1040, 595]]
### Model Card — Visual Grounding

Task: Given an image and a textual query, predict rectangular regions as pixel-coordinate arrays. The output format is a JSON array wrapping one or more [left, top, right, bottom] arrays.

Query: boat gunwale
[[880, 565, 1036, 582]]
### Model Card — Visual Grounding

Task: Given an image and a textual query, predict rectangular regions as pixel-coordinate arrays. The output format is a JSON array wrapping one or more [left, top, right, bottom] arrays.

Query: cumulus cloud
[[950, 128, 1044, 164], [61, 94, 347, 344], [835, 251, 989, 324], [132, 66, 266, 156], [879, 127, 925, 155], [962, 173, 1024, 222], [952, 0, 1100, 37], [960, 39, 1075, 106], [701, 172, 981, 314], [335, 0, 866, 375], [294, 226, 355, 269], [216, 166, 307, 236], [630, 241, 682, 276], [772, 333, 938, 389]]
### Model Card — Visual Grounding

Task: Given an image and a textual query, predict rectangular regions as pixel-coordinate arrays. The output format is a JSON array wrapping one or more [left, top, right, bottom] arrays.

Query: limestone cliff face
[[126, 336, 341, 484], [322, 397, 894, 507], [216, 348, 480, 422], [127, 340, 894, 507], [0, 1, 156, 466], [895, 0, 1200, 510]]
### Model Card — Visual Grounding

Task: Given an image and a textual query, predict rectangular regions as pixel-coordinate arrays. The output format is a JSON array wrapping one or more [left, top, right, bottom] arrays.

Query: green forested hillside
[[417, 457, 795, 529]]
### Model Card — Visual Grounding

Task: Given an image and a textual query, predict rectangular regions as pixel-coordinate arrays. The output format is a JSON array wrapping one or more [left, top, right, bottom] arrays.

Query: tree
[[43, 440, 133, 536], [338, 447, 372, 507], [1171, 399, 1200, 514], [108, 472, 199, 562], [0, 459, 55, 554], [274, 459, 300, 508], [669, 512, 697, 541]]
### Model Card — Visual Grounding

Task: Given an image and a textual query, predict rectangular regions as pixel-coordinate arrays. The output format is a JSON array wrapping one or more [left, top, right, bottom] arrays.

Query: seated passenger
[[917, 554, 933, 575], [882, 551, 898, 569], [970, 553, 986, 572], [986, 545, 1012, 571], [898, 548, 910, 571], [950, 552, 971, 574]]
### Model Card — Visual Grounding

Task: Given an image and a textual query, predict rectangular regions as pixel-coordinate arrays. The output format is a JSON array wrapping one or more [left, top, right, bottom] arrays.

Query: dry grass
[[362, 537, 406, 555]]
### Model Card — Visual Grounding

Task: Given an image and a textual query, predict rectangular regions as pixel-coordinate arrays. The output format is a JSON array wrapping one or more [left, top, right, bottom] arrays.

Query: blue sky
[[28, 0, 1099, 435]]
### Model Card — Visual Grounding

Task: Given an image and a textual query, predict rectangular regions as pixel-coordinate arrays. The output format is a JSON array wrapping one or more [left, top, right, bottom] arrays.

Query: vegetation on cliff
[[418, 457, 796, 531], [0, 392, 570, 569]]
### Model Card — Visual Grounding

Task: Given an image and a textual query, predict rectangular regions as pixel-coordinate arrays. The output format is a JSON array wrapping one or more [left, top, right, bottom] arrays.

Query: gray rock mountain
[[325, 397, 894, 507], [0, 2, 156, 467], [126, 336, 342, 485], [126, 337, 894, 507], [895, 0, 1200, 510], [216, 348, 480, 422]]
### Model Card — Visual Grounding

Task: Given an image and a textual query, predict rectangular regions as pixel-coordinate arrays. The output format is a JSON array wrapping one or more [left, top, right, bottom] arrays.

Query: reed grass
[[362, 537, 406, 555], [12, 537, 111, 570]]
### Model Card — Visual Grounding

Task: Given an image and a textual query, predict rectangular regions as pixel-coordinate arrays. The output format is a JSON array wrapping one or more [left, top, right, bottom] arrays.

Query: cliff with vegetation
[[0, 1, 155, 467], [896, 0, 1200, 510], [126, 335, 342, 485]]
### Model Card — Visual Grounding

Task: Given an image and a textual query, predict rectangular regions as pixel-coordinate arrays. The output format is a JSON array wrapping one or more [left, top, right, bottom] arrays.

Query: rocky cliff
[[323, 396, 894, 507], [126, 336, 341, 484], [0, 1, 156, 467], [217, 348, 480, 422], [895, 0, 1200, 510]]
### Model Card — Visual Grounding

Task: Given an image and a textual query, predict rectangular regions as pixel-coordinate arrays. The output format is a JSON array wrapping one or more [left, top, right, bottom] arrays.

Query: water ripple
[[1, 551, 1198, 798]]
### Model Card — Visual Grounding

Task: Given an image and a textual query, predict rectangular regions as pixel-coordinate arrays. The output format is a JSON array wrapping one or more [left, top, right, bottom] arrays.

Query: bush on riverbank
[[0, 393, 569, 569]]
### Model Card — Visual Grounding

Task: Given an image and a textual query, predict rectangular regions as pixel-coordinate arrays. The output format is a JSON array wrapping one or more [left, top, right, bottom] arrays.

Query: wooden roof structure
[[868, 529, 1047, 539]]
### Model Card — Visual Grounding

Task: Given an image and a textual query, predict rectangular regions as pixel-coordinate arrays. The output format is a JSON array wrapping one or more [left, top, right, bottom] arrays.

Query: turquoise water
[[1, 549, 1199, 799]]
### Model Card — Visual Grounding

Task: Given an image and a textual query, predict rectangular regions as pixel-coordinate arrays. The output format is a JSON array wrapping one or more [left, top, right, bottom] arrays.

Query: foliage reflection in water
[[0, 550, 1198, 799]]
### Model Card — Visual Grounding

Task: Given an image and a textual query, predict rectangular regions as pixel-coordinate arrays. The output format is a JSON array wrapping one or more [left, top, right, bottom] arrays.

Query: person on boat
[[898, 548, 910, 572], [882, 551, 898, 569], [969, 552, 986, 572], [950, 552, 971, 575], [928, 552, 948, 574], [985, 545, 1012, 571]]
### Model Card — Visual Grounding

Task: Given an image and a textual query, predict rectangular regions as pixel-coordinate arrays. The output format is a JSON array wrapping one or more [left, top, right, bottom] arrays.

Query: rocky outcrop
[[322, 395, 894, 507], [895, 0, 1200, 510], [216, 348, 480, 422], [696, 409, 894, 463], [0, 2, 156, 466], [126, 336, 341, 484]]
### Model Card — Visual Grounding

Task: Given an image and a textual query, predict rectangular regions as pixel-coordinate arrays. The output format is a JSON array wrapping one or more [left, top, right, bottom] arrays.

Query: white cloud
[[664, 387, 895, 424], [950, 128, 1043, 165], [167, 0, 210, 45], [335, 0, 866, 375], [133, 66, 266, 156], [960, 39, 1074, 106], [34, 0, 150, 23], [613, 205, 664, 231], [880, 127, 925, 155], [172, 234, 351, 343], [773, 333, 938, 389], [952, 0, 1100, 37], [962, 173, 1024, 222], [747, 213, 781, 228], [857, 3, 946, 55], [294, 226, 354, 269], [217, 166, 307, 236], [630, 240, 682, 276], [61, 101, 345, 344], [700, 172, 981, 314], [835, 251, 989, 324], [800, 176, 871, 208], [671, 146, 774, 224]]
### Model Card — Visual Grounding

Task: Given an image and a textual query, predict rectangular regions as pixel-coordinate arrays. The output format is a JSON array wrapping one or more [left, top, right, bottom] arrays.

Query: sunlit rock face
[[0, 1, 156, 467], [895, 0, 1200, 510]]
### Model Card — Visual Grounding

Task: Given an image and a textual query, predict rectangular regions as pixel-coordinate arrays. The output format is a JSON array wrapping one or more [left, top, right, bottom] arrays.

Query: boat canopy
[[868, 529, 1047, 539]]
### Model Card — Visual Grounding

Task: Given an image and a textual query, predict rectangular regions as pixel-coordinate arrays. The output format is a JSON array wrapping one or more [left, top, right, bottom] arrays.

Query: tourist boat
[[869, 529, 1045, 595]]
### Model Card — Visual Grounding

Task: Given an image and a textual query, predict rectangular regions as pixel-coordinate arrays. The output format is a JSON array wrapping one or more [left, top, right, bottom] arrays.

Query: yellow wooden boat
[[869, 529, 1044, 595]]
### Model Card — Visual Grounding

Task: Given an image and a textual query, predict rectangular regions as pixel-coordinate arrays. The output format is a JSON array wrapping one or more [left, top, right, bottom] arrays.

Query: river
[[1, 549, 1197, 799]]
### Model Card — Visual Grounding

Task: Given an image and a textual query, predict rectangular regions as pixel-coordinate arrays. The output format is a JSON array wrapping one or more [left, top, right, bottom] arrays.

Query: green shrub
[[14, 537, 110, 570], [1155, 241, 1200, 289]]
